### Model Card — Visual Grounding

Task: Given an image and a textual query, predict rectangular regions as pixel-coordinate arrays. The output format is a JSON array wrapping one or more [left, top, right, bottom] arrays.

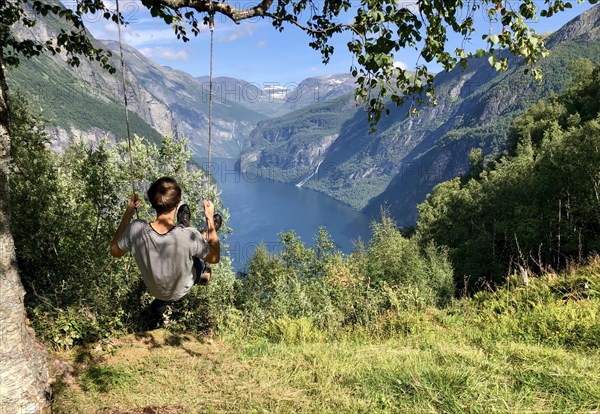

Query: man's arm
[[110, 194, 140, 258], [202, 200, 220, 264]]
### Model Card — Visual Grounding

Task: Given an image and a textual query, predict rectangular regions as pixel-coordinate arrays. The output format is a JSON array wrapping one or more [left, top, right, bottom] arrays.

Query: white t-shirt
[[118, 219, 208, 301]]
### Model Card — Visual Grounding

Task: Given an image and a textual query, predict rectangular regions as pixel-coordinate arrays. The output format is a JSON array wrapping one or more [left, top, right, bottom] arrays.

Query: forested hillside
[[417, 61, 600, 291], [240, 5, 600, 224], [365, 4, 600, 224], [240, 93, 358, 184]]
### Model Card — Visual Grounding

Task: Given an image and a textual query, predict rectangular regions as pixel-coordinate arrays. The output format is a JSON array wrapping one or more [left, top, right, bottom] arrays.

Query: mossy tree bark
[[0, 58, 50, 413]]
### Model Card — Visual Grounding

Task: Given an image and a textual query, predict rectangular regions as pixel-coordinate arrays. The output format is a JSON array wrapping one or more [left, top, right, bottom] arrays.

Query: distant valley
[[6, 6, 355, 158], [6, 3, 600, 226], [240, 5, 600, 225]]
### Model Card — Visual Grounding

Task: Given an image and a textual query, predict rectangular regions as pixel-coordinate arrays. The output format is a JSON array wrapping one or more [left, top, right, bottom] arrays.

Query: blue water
[[196, 157, 372, 270]]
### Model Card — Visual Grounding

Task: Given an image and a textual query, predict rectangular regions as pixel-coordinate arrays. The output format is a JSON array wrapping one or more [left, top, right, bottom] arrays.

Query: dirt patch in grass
[[97, 405, 184, 413]]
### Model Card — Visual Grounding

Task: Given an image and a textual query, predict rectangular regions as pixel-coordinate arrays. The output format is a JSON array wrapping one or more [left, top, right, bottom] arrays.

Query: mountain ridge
[[194, 73, 356, 119], [101, 40, 268, 157], [6, 2, 178, 147], [238, 4, 600, 224]]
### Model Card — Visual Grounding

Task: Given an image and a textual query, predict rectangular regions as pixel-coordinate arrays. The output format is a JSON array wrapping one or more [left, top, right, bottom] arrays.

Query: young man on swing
[[110, 177, 221, 323]]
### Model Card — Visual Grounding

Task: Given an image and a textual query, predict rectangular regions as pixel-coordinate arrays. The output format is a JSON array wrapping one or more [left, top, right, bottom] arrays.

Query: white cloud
[[125, 28, 178, 46], [140, 47, 190, 61], [95, 22, 177, 48], [393, 61, 408, 70], [99, 21, 177, 46], [256, 40, 267, 49], [103, 22, 119, 34], [219, 23, 254, 42]]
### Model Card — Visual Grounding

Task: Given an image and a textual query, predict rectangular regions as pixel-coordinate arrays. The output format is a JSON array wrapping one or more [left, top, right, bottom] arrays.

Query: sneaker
[[199, 266, 212, 285], [148, 299, 170, 329], [177, 203, 191, 228], [213, 213, 223, 232], [200, 213, 222, 233], [192, 257, 211, 286]]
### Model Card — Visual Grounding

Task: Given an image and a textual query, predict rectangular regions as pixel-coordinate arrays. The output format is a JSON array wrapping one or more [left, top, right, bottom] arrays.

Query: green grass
[[52, 261, 600, 413], [52, 328, 600, 413]]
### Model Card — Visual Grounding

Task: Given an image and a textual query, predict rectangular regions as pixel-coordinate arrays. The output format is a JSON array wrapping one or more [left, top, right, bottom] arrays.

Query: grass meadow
[[52, 261, 600, 413]]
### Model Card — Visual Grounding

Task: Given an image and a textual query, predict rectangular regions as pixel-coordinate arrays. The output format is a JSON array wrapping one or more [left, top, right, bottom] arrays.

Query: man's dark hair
[[147, 177, 181, 214]]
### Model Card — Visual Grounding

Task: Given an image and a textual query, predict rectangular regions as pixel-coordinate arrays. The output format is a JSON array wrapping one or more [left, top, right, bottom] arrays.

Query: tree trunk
[[0, 58, 50, 413]]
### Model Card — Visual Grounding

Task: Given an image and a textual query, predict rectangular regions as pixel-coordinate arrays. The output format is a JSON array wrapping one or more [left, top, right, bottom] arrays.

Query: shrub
[[9, 94, 235, 348], [263, 317, 324, 344], [353, 212, 455, 308], [233, 213, 455, 339], [463, 261, 600, 349]]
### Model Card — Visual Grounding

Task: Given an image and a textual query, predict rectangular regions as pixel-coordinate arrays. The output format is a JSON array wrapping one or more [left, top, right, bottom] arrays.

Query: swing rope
[[115, 1, 216, 220], [207, 10, 215, 196], [115, 0, 136, 201]]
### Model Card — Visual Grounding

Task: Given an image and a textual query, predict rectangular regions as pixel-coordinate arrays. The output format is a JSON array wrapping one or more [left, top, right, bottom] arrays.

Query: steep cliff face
[[67, 47, 177, 139], [546, 4, 600, 47], [240, 93, 358, 184], [240, 5, 600, 221], [7, 6, 177, 148], [365, 4, 600, 225], [7, 4, 268, 157], [103, 42, 266, 158]]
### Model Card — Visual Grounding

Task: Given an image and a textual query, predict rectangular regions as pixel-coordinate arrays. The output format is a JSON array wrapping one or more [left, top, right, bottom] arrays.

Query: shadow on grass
[[163, 332, 208, 358], [97, 404, 184, 413], [80, 364, 137, 393], [134, 331, 161, 349], [132, 329, 210, 358]]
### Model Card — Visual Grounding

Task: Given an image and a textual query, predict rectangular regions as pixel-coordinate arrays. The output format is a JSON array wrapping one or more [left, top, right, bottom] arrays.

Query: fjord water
[[198, 157, 372, 270]]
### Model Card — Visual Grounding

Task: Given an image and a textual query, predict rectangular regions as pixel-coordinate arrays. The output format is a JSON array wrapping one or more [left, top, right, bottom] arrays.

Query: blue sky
[[84, 1, 595, 86]]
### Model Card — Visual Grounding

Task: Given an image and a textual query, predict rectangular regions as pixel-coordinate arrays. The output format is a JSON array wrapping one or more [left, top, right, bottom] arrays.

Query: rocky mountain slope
[[6, 1, 266, 157], [196, 73, 356, 119], [240, 5, 600, 225], [6, 2, 356, 158], [6, 3, 177, 148], [104, 42, 267, 157], [365, 4, 600, 225]]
